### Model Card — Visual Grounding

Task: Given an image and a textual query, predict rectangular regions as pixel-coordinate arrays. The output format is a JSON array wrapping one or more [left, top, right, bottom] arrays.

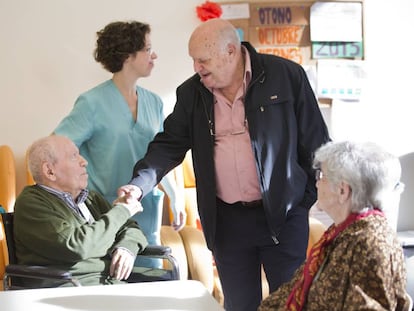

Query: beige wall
[[0, 0, 201, 193], [1, 0, 413, 195]]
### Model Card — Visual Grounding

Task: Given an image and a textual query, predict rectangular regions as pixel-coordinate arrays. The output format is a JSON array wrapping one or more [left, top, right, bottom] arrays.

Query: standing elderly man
[[14, 135, 148, 287], [119, 18, 330, 311]]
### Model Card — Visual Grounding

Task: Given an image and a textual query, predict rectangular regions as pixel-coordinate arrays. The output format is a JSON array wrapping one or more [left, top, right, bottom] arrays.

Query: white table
[[0, 280, 224, 311]]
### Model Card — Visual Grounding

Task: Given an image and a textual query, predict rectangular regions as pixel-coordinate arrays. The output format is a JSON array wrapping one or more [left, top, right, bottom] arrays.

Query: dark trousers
[[212, 199, 309, 311]]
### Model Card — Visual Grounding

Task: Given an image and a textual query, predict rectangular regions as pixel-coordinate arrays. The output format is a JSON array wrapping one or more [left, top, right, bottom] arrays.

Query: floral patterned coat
[[258, 215, 410, 311]]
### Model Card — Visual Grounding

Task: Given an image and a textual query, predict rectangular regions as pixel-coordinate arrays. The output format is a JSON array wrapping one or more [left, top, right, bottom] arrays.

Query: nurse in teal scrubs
[[54, 21, 186, 267]]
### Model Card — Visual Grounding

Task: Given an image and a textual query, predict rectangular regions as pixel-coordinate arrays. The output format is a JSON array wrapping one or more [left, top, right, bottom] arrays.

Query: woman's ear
[[338, 181, 351, 204]]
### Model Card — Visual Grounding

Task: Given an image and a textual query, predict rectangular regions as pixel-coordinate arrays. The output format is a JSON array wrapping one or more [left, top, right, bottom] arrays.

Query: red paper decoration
[[196, 1, 223, 22]]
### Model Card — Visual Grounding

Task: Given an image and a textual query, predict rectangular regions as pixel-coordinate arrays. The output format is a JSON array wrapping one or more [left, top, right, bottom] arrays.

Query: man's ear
[[227, 43, 236, 57], [338, 181, 351, 204], [42, 162, 56, 181]]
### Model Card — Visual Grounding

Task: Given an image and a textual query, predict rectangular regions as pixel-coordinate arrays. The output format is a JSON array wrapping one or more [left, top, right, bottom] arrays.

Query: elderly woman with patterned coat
[[259, 140, 410, 311]]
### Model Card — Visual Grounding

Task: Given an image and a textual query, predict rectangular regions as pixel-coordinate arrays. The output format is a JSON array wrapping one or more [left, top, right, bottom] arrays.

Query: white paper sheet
[[310, 2, 362, 42], [220, 3, 250, 20], [317, 59, 366, 100]]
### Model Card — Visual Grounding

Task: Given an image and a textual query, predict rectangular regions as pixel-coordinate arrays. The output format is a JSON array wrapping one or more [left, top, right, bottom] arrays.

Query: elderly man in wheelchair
[[4, 135, 177, 289]]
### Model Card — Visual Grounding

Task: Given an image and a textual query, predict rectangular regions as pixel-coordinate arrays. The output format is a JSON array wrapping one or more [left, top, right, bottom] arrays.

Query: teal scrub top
[[54, 79, 164, 205]]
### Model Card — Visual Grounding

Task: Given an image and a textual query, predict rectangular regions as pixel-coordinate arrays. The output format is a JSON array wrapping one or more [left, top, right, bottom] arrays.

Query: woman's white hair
[[313, 141, 403, 213]]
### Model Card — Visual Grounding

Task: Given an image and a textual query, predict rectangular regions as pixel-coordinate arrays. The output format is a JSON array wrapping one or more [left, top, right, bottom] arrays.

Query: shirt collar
[[242, 45, 252, 88], [38, 184, 89, 204]]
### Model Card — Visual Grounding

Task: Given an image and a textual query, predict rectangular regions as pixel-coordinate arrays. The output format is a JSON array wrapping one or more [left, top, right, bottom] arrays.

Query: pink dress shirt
[[211, 47, 261, 204]]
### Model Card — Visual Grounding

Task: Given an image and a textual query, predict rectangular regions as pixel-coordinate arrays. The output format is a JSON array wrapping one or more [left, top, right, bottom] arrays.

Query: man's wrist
[[112, 247, 136, 258], [112, 202, 134, 217], [128, 183, 143, 201]]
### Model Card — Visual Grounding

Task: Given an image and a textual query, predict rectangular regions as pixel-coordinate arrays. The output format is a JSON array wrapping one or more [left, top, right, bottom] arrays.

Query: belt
[[239, 199, 263, 208]]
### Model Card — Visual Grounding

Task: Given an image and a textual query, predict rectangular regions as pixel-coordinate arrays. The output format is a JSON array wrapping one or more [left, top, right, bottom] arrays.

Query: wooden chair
[[0, 145, 16, 212], [0, 217, 9, 290], [25, 148, 35, 186]]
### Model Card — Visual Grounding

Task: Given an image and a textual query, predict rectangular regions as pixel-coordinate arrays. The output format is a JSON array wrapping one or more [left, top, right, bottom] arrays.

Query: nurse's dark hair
[[94, 21, 150, 73]]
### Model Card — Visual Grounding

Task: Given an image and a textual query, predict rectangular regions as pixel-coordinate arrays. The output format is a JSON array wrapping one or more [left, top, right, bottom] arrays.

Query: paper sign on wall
[[310, 2, 362, 42], [221, 3, 250, 20], [317, 59, 366, 100]]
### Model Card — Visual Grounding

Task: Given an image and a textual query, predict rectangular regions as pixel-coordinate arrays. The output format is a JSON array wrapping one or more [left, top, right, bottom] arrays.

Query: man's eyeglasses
[[315, 168, 324, 181], [209, 119, 248, 137]]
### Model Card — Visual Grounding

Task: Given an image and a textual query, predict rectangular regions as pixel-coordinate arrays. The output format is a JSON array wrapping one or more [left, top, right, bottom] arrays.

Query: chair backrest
[[181, 151, 201, 229], [167, 150, 201, 229], [0, 213, 16, 264], [0, 145, 16, 212], [307, 217, 326, 257], [0, 212, 16, 290], [160, 225, 188, 281], [182, 150, 196, 188], [0, 217, 9, 290], [398, 152, 414, 231], [25, 148, 35, 186]]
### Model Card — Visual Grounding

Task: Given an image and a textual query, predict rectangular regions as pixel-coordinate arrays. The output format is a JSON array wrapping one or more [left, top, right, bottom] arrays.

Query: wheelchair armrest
[[139, 245, 180, 281], [6, 264, 73, 280], [4, 264, 81, 289], [141, 245, 172, 257]]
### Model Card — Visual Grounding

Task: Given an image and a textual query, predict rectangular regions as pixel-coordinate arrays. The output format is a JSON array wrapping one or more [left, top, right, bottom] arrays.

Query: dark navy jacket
[[130, 42, 330, 250]]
